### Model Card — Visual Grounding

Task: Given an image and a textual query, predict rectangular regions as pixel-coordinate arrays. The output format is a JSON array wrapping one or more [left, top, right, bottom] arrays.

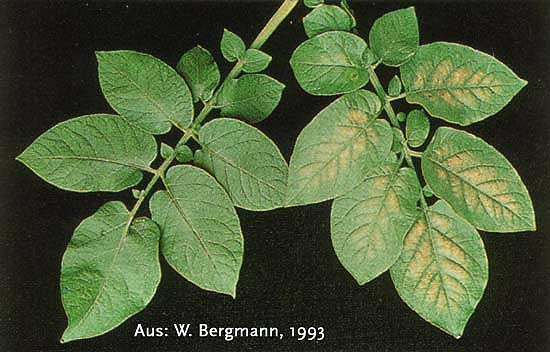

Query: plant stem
[[408, 149, 423, 158], [125, 0, 297, 223], [367, 66, 399, 128]]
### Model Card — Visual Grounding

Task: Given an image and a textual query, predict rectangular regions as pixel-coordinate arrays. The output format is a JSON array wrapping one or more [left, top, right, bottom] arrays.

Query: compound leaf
[[406, 109, 430, 147], [331, 163, 421, 285], [96, 50, 193, 134], [197, 118, 288, 211], [17, 114, 157, 192], [302, 5, 354, 38], [60, 201, 161, 343], [242, 49, 272, 73], [286, 90, 393, 206], [400, 42, 527, 126], [390, 200, 488, 338], [149, 165, 243, 297], [422, 127, 535, 232], [290, 31, 369, 96], [369, 7, 419, 67], [221, 29, 246, 62], [176, 45, 220, 103], [215, 73, 284, 123]]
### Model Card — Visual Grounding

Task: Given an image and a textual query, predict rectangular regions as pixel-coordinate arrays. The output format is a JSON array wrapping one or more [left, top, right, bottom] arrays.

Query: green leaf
[[331, 163, 421, 284], [406, 109, 430, 147], [150, 165, 243, 297], [17, 114, 157, 192], [362, 48, 377, 66], [174, 142, 194, 163], [391, 127, 404, 153], [60, 201, 161, 343], [304, 0, 323, 8], [369, 7, 419, 67], [160, 143, 174, 159], [96, 50, 193, 134], [215, 74, 285, 123], [396, 111, 406, 122], [388, 75, 403, 97], [400, 42, 527, 126], [242, 49, 272, 73], [390, 200, 488, 339], [302, 5, 354, 38], [286, 90, 393, 206], [221, 29, 246, 62], [176, 45, 220, 103], [290, 31, 369, 96], [132, 189, 142, 199], [422, 127, 535, 232], [197, 118, 288, 211], [423, 184, 434, 198]]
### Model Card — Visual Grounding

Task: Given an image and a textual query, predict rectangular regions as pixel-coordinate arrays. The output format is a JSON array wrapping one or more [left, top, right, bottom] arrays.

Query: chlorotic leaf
[[369, 7, 419, 67], [17, 114, 157, 192], [302, 5, 354, 38], [304, 0, 323, 8], [60, 201, 161, 343], [390, 200, 488, 338], [400, 42, 527, 126], [221, 29, 246, 62], [422, 127, 535, 232], [406, 109, 430, 147], [176, 45, 221, 103], [197, 118, 288, 211], [215, 74, 284, 124], [150, 165, 243, 297], [286, 90, 393, 206], [290, 31, 369, 96], [96, 50, 194, 134], [242, 49, 272, 73], [388, 75, 403, 97], [174, 142, 194, 163], [331, 163, 421, 284]]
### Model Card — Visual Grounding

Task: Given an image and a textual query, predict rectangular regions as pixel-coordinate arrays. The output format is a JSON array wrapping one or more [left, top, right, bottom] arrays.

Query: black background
[[1, 1, 550, 351]]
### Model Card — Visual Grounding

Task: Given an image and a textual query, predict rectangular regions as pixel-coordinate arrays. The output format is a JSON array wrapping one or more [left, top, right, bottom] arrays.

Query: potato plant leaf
[[221, 29, 246, 62], [331, 162, 421, 284], [422, 127, 535, 232], [197, 118, 288, 211], [60, 201, 161, 342], [400, 42, 527, 126], [290, 31, 369, 96], [406, 109, 430, 147], [215, 73, 285, 123], [150, 165, 243, 297], [304, 0, 323, 9], [17, 114, 157, 192], [390, 200, 488, 338], [388, 75, 403, 97], [302, 5, 354, 38], [369, 7, 419, 67], [176, 45, 221, 103], [242, 49, 272, 73], [96, 50, 194, 134], [286, 90, 393, 206], [174, 142, 194, 163]]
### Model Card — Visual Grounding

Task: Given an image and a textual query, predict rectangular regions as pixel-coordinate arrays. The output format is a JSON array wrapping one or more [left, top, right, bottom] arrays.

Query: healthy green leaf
[[302, 5, 354, 38], [422, 127, 535, 232], [369, 7, 419, 67], [339, 0, 357, 28], [406, 109, 430, 147], [60, 201, 161, 343], [400, 42, 527, 126], [150, 165, 243, 297], [362, 48, 377, 66], [390, 200, 488, 339], [215, 74, 285, 123], [17, 114, 157, 192], [242, 49, 272, 73], [423, 184, 434, 198], [221, 29, 246, 62], [96, 50, 194, 134], [304, 0, 323, 8], [388, 75, 403, 97], [176, 45, 221, 103], [396, 111, 406, 122], [391, 127, 405, 153], [290, 31, 369, 96], [331, 163, 421, 284], [174, 142, 194, 163], [197, 118, 288, 211], [286, 90, 393, 206], [160, 143, 174, 159]]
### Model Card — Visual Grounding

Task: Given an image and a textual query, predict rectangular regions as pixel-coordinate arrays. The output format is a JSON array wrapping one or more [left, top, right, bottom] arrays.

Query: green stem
[[408, 149, 423, 158], [367, 66, 399, 128]]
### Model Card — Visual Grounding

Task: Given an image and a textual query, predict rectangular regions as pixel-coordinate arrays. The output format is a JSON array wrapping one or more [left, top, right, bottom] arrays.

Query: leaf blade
[[303, 5, 354, 38], [176, 45, 220, 103], [221, 29, 246, 62], [242, 49, 272, 73]]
